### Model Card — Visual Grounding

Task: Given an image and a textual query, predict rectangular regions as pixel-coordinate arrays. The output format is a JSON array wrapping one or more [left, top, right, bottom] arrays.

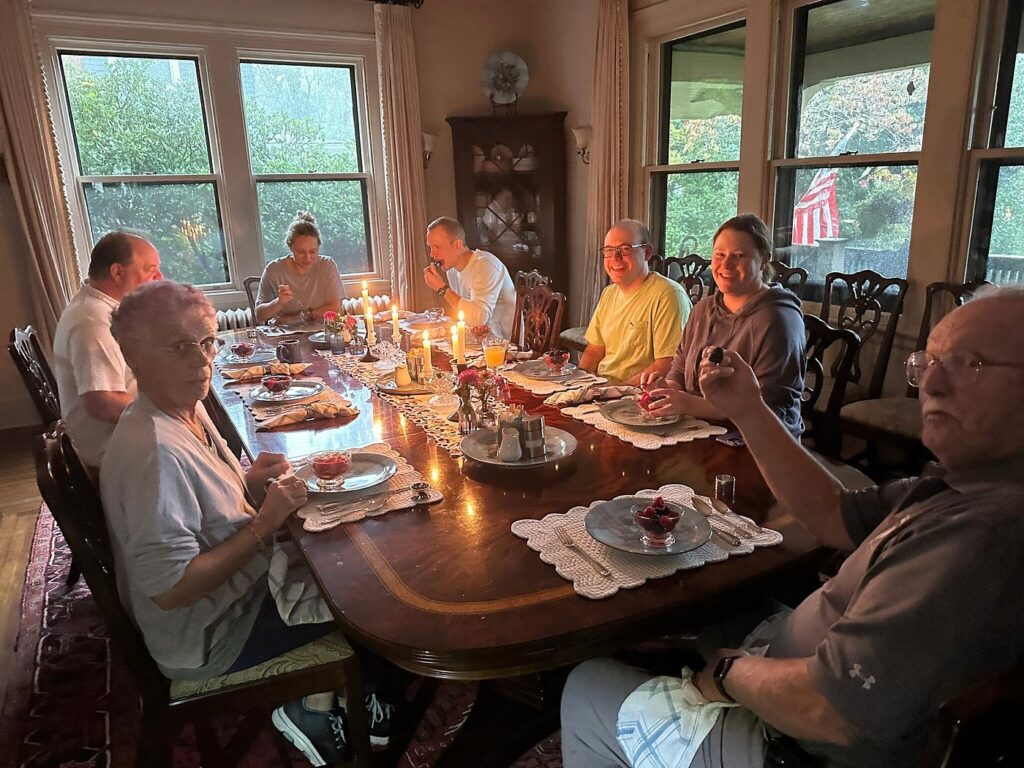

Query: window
[[772, 0, 935, 283], [58, 53, 228, 286], [967, 0, 1024, 285], [240, 61, 373, 276], [650, 23, 745, 260]]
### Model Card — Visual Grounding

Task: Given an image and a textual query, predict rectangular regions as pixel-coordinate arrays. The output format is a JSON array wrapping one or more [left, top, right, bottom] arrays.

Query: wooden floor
[[0, 426, 44, 721]]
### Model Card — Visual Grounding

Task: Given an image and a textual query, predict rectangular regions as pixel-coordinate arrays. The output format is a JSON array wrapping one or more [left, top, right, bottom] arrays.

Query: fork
[[554, 526, 611, 577]]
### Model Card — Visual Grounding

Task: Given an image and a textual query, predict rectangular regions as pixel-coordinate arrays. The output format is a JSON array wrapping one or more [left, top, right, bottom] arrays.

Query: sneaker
[[272, 700, 347, 767], [366, 692, 395, 747]]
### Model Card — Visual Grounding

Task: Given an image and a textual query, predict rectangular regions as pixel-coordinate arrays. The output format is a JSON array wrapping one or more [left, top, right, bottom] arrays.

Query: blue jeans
[[226, 592, 335, 673]]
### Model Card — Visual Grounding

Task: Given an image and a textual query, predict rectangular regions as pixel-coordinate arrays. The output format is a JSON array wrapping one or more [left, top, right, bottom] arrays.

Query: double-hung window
[[772, 0, 935, 286], [649, 22, 745, 261]]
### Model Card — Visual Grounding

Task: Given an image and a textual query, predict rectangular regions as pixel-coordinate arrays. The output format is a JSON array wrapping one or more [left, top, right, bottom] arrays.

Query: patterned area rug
[[1, 507, 560, 768]]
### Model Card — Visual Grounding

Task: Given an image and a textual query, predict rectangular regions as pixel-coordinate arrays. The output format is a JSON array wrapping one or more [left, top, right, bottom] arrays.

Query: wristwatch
[[436, 285, 448, 298], [713, 655, 740, 702]]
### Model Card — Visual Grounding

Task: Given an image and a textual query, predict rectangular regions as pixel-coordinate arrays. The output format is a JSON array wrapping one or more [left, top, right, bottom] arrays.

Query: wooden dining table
[[209, 331, 823, 681]]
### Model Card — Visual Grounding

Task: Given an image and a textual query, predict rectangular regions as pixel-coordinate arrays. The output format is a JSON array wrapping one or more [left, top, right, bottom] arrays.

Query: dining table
[[209, 330, 824, 681]]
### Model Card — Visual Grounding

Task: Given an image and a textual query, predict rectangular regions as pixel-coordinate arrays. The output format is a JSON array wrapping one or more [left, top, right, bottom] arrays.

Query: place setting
[[500, 348, 608, 395]]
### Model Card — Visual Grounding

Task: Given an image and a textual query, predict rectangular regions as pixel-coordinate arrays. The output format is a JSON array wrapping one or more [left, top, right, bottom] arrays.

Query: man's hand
[[423, 263, 448, 292], [256, 474, 308, 534], [277, 284, 295, 307], [639, 370, 667, 390], [694, 648, 745, 703], [697, 347, 761, 424]]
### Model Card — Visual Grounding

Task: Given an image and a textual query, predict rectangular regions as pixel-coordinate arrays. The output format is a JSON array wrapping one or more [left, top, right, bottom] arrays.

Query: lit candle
[[452, 325, 463, 363], [422, 331, 433, 377], [391, 303, 400, 339], [365, 306, 376, 345], [456, 309, 466, 361], [361, 280, 369, 313]]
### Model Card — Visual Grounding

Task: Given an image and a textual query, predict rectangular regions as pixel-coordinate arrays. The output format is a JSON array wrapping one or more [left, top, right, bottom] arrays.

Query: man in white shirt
[[422, 216, 516, 339], [53, 230, 162, 469]]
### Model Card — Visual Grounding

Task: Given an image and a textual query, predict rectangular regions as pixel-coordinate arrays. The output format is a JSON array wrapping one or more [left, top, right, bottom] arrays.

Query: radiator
[[215, 294, 391, 332]]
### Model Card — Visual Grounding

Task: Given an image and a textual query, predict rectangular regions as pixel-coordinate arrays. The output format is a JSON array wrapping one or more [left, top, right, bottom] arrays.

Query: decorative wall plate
[[481, 51, 529, 105]]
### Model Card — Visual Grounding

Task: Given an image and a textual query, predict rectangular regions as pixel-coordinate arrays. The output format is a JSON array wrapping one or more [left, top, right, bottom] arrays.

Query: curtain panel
[[0, 0, 79, 346]]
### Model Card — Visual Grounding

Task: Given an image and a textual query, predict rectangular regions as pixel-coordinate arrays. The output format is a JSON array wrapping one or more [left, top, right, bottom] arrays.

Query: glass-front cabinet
[[447, 112, 568, 301]]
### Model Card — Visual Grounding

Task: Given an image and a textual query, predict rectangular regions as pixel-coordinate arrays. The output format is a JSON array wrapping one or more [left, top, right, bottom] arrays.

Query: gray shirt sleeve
[[839, 478, 916, 546]]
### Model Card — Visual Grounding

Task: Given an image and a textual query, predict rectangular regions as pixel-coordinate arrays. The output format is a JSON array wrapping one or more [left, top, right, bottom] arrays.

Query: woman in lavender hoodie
[[640, 214, 806, 436]]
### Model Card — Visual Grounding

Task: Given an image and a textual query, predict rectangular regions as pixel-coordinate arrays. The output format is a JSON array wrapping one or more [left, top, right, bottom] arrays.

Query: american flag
[[791, 128, 857, 246]]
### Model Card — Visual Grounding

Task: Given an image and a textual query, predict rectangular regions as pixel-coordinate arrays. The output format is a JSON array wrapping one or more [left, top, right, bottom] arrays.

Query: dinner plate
[[376, 372, 433, 395], [249, 380, 326, 404], [219, 349, 277, 366], [295, 453, 398, 494], [599, 398, 681, 428], [460, 426, 576, 468], [512, 359, 580, 381], [585, 497, 712, 555], [405, 313, 451, 331]]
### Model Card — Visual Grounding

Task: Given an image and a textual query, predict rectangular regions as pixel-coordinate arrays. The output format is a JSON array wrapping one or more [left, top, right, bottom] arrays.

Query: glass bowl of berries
[[631, 496, 682, 547], [260, 374, 293, 399], [229, 341, 255, 362], [543, 348, 569, 374]]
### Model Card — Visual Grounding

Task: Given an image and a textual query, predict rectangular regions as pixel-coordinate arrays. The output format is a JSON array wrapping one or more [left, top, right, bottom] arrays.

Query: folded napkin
[[256, 398, 358, 430], [544, 385, 639, 407], [222, 361, 311, 382]]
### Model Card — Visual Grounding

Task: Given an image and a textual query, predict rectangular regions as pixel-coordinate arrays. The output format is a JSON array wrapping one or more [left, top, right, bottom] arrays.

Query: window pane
[[255, 181, 370, 275], [1004, 21, 1024, 148], [774, 165, 917, 279], [983, 165, 1024, 284], [793, 0, 934, 157], [662, 171, 739, 257], [60, 54, 211, 176], [663, 25, 744, 164], [82, 182, 227, 285], [240, 62, 360, 175]]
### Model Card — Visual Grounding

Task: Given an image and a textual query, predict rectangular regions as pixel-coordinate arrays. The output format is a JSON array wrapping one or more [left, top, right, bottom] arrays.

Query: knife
[[691, 497, 745, 544], [710, 498, 766, 537]]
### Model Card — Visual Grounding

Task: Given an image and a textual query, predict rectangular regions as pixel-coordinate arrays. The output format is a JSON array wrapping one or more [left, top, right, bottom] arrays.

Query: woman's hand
[[245, 452, 290, 505], [255, 475, 307, 535], [644, 386, 694, 418], [698, 347, 761, 423]]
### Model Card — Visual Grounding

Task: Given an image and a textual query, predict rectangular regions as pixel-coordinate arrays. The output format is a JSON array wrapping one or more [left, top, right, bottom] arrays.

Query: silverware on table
[[711, 529, 742, 549], [316, 484, 417, 514], [691, 497, 746, 544], [710, 498, 767, 537], [554, 526, 611, 577]]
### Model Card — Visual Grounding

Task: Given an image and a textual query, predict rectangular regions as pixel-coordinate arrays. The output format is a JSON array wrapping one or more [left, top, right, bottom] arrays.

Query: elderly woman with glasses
[[640, 214, 806, 436], [99, 280, 366, 765]]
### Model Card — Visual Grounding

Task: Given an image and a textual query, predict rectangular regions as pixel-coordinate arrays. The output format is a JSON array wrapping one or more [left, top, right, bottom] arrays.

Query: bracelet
[[245, 522, 267, 552]]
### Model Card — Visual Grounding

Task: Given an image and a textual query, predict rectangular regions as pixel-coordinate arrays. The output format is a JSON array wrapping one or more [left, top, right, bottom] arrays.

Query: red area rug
[[1, 508, 562, 768]]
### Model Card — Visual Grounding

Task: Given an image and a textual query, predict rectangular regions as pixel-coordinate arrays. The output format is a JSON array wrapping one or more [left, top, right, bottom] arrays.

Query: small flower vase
[[458, 394, 479, 435], [477, 394, 497, 430]]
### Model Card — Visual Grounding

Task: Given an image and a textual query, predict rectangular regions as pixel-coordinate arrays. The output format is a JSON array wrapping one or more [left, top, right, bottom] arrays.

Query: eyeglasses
[[600, 243, 647, 260], [127, 336, 221, 358], [905, 349, 1024, 387]]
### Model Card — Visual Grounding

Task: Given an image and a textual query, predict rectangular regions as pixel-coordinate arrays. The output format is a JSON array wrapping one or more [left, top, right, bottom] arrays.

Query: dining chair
[[657, 254, 715, 305], [801, 314, 861, 459], [8, 325, 61, 426], [514, 269, 551, 290], [242, 276, 262, 323], [35, 422, 372, 768], [770, 260, 809, 301], [510, 280, 566, 357]]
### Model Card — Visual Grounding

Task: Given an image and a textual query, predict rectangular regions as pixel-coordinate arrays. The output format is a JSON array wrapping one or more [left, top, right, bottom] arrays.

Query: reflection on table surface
[[209, 330, 821, 679]]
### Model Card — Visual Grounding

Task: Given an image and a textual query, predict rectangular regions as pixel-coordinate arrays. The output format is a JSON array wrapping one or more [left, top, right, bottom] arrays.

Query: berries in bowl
[[261, 374, 293, 399], [631, 496, 682, 547], [544, 348, 569, 373], [230, 341, 255, 361], [311, 450, 351, 491]]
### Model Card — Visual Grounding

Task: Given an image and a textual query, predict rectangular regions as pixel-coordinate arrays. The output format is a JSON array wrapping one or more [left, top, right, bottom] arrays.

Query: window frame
[[37, 14, 387, 311]]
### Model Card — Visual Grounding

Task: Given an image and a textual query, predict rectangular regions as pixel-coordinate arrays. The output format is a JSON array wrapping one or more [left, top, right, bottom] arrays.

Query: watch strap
[[436, 285, 448, 298], [713, 655, 740, 702]]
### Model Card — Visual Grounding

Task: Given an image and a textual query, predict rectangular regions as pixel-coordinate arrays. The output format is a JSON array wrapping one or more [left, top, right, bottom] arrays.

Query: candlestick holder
[[359, 346, 379, 363]]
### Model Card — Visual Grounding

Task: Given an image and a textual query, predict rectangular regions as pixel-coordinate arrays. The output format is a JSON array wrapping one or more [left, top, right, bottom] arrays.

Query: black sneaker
[[272, 700, 347, 766], [366, 692, 395, 747]]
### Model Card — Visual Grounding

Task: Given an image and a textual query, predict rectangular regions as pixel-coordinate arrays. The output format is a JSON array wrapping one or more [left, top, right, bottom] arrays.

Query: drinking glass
[[715, 474, 737, 507], [482, 336, 510, 369], [425, 306, 444, 324], [427, 370, 459, 410]]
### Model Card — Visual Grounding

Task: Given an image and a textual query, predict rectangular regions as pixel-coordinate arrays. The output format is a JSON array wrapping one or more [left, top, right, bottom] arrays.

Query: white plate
[[584, 497, 712, 555], [405, 314, 451, 331], [599, 398, 681, 428], [460, 426, 577, 468], [513, 359, 580, 382], [249, 380, 326, 404], [294, 453, 398, 494], [376, 373, 433, 396]]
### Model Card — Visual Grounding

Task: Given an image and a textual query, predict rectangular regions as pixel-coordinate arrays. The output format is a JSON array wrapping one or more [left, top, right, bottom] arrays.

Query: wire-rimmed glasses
[[905, 349, 1024, 387]]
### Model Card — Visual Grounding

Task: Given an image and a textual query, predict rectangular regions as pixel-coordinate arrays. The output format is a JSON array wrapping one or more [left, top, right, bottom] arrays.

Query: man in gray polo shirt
[[561, 285, 1024, 768]]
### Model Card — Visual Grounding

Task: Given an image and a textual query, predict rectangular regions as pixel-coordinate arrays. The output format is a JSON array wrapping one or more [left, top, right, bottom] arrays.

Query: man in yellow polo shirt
[[580, 220, 691, 384]]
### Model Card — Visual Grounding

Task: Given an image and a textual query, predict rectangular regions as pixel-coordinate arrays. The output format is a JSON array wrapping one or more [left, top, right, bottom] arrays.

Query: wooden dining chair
[[514, 269, 551, 290], [35, 423, 372, 768], [657, 254, 714, 305], [770, 260, 809, 301], [8, 325, 61, 426], [511, 280, 566, 357], [801, 314, 861, 458], [242, 276, 262, 323]]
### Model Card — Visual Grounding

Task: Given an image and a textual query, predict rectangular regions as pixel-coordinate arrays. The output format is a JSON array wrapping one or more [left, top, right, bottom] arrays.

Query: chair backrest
[[906, 279, 993, 397], [510, 281, 566, 357], [922, 664, 1024, 768], [34, 424, 169, 701], [514, 269, 551, 291], [802, 314, 861, 420], [771, 260, 809, 301], [819, 269, 909, 399], [9, 326, 61, 425], [656, 254, 714, 305], [242, 276, 261, 321]]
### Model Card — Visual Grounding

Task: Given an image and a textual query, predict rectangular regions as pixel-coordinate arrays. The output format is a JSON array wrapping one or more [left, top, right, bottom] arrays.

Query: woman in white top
[[256, 211, 344, 324]]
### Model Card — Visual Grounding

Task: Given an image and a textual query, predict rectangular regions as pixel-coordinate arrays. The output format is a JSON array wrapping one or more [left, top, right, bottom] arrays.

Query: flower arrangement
[[323, 310, 341, 335], [343, 315, 359, 331], [455, 367, 507, 422]]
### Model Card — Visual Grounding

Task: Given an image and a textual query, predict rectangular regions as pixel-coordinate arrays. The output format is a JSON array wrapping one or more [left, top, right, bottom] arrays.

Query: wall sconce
[[571, 126, 591, 164], [423, 132, 436, 169]]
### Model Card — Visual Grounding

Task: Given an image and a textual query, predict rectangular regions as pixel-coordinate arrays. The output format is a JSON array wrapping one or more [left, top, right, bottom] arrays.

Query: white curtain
[[0, 0, 79, 347], [374, 4, 428, 311], [579, 0, 630, 324]]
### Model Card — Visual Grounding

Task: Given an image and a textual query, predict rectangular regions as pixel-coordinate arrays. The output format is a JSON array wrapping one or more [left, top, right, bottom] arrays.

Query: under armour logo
[[849, 664, 876, 690]]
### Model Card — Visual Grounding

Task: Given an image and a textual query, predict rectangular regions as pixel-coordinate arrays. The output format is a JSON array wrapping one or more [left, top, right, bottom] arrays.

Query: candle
[[391, 303, 400, 339], [456, 309, 466, 361], [422, 331, 433, 377], [452, 325, 464, 364], [365, 306, 376, 345], [361, 281, 369, 313]]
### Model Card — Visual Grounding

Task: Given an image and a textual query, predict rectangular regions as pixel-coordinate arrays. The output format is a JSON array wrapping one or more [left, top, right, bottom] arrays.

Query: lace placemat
[[499, 363, 608, 396], [510, 483, 784, 599], [234, 378, 350, 422], [560, 402, 728, 450], [296, 442, 442, 531]]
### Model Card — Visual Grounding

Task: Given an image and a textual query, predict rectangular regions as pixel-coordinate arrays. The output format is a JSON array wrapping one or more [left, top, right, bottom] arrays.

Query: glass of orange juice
[[482, 336, 509, 369]]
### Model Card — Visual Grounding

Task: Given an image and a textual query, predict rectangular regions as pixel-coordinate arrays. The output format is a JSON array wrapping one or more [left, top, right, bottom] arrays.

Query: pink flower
[[323, 310, 338, 322], [343, 315, 359, 330], [458, 368, 481, 388]]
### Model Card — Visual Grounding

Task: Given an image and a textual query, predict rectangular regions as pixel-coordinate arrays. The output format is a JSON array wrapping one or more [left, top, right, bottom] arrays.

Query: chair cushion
[[840, 397, 922, 440], [169, 630, 353, 700], [559, 326, 587, 352], [812, 379, 869, 414]]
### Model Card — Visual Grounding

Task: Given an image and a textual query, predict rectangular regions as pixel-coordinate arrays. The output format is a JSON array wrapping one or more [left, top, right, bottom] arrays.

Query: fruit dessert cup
[[632, 495, 682, 547]]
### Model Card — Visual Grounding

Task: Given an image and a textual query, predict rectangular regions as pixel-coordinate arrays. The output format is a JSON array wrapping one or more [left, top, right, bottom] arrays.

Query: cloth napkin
[[222, 361, 311, 382], [256, 397, 358, 430], [544, 385, 640, 407]]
